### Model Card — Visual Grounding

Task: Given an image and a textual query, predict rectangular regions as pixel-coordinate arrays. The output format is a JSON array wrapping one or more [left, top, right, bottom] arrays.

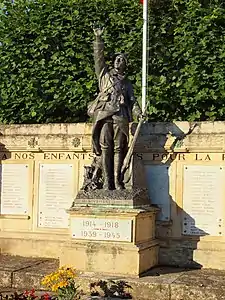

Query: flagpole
[[141, 0, 148, 112]]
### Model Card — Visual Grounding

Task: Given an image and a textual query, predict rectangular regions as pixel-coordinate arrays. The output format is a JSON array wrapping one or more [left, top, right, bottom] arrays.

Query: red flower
[[43, 293, 51, 300], [23, 290, 29, 296], [23, 289, 38, 299], [30, 288, 36, 296]]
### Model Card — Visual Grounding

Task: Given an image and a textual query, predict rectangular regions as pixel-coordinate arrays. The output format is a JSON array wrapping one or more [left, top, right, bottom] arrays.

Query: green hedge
[[148, 0, 225, 121], [0, 0, 142, 123], [0, 0, 224, 123]]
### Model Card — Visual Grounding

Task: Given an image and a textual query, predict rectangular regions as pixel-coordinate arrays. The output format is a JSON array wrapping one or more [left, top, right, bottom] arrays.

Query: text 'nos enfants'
[[0, 152, 95, 160]]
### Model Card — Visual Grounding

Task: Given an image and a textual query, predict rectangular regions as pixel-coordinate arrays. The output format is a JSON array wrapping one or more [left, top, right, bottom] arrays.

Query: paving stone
[[170, 284, 225, 300], [0, 255, 48, 288], [13, 259, 59, 290], [0, 255, 46, 271], [86, 297, 124, 299], [0, 270, 12, 288], [171, 269, 225, 300]]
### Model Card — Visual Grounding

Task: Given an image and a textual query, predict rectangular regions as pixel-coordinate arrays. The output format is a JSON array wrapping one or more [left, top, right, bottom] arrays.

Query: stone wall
[[0, 123, 93, 259], [0, 122, 225, 269], [136, 121, 225, 269]]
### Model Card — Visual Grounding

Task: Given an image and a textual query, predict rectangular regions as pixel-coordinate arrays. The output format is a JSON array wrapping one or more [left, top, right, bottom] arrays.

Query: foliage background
[[0, 0, 224, 123]]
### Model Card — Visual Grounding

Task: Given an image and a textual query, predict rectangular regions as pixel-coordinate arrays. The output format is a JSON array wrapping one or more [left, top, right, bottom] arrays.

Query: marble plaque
[[182, 165, 223, 236], [145, 165, 170, 221], [71, 218, 132, 242], [0, 164, 29, 215], [38, 164, 73, 229]]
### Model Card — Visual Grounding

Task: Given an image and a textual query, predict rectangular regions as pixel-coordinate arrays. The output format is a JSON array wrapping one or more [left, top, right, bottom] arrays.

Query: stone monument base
[[74, 188, 150, 208], [62, 205, 159, 277]]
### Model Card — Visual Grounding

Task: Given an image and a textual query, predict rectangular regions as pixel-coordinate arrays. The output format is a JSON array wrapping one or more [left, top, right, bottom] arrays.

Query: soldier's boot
[[114, 152, 125, 190], [102, 150, 113, 190]]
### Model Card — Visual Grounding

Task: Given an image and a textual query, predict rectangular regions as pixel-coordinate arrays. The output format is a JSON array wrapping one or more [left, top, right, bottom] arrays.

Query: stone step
[[0, 254, 59, 290], [1, 255, 225, 300]]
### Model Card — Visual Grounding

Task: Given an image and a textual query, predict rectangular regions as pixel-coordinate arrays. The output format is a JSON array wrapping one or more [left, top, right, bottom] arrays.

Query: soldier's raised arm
[[93, 28, 107, 79]]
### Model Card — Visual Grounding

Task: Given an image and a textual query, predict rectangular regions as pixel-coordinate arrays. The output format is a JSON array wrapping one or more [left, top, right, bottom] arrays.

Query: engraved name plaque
[[182, 165, 223, 236], [0, 164, 29, 215], [38, 164, 73, 229], [71, 218, 132, 242], [145, 165, 170, 221]]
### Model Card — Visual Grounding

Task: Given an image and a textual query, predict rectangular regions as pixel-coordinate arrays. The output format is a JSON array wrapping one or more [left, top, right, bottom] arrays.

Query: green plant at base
[[41, 266, 81, 300]]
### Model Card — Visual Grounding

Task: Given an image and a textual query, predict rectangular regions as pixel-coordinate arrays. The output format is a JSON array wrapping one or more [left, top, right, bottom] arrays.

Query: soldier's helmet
[[112, 53, 128, 67]]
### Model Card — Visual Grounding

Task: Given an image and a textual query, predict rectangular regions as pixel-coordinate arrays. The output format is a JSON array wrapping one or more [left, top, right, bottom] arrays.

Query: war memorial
[[0, 31, 225, 296], [0, 0, 225, 299]]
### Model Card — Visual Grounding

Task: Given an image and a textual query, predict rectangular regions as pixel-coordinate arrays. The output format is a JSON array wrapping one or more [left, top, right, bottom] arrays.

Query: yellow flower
[[51, 284, 59, 292], [58, 281, 68, 288], [41, 275, 51, 286], [53, 274, 59, 281], [41, 265, 77, 292]]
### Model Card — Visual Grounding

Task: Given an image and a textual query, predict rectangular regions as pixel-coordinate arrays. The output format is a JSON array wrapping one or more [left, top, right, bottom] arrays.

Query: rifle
[[121, 106, 148, 181]]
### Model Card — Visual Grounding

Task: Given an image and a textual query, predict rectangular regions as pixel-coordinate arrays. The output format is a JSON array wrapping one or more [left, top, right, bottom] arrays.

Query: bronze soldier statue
[[87, 28, 142, 191]]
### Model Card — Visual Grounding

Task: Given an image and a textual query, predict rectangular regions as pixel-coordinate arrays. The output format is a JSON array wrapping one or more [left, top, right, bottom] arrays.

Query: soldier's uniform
[[88, 35, 141, 190]]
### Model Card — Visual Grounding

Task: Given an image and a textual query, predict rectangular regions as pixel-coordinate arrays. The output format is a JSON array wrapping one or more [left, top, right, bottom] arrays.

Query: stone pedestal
[[74, 188, 150, 208], [61, 204, 159, 277]]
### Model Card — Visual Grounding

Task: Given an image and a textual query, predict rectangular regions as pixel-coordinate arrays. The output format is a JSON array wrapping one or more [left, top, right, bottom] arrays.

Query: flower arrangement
[[41, 266, 80, 300], [0, 266, 79, 300], [0, 290, 51, 300], [0, 266, 133, 299]]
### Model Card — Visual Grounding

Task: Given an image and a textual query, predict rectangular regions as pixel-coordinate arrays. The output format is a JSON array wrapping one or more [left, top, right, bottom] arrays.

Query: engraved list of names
[[182, 165, 223, 236], [38, 164, 73, 229], [0, 164, 29, 215]]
